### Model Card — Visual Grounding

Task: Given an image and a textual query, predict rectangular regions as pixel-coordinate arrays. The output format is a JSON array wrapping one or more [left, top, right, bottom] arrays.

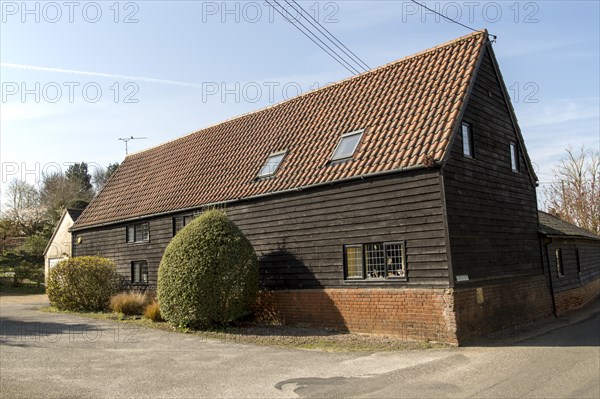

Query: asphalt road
[[1, 295, 599, 399]]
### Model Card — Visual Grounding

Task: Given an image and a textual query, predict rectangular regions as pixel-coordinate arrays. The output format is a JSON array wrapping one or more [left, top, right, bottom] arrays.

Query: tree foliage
[[39, 164, 93, 224], [0, 233, 46, 286], [544, 146, 599, 235], [92, 162, 120, 193], [65, 162, 93, 193], [1, 161, 117, 285], [158, 209, 259, 328], [2, 179, 46, 236]]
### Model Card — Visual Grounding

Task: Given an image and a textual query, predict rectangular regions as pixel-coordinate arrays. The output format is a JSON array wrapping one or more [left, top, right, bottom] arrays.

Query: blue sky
[[1, 0, 599, 210]]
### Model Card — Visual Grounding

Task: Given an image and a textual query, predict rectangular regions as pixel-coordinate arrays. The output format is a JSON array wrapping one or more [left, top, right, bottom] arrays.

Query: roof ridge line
[[126, 30, 488, 159]]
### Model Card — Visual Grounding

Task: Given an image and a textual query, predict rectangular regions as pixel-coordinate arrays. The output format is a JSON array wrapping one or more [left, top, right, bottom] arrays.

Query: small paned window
[[555, 248, 564, 277], [385, 243, 406, 278], [344, 245, 363, 279], [343, 242, 406, 281], [126, 223, 149, 243], [366, 244, 386, 279], [258, 152, 286, 177], [131, 261, 148, 284], [510, 142, 520, 172], [331, 130, 364, 160], [173, 214, 196, 235], [462, 122, 474, 158]]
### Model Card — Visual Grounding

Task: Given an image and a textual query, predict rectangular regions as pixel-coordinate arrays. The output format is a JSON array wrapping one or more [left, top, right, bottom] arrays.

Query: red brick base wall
[[254, 276, 555, 345], [255, 288, 458, 344], [555, 278, 600, 315], [453, 275, 554, 343]]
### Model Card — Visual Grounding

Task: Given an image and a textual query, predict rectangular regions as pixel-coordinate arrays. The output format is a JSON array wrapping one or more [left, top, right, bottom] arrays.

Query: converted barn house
[[71, 31, 587, 344], [538, 211, 600, 315]]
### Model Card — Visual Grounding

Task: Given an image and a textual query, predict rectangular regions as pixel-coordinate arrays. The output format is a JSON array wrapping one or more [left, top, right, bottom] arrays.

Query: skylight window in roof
[[258, 151, 286, 177], [331, 130, 364, 160]]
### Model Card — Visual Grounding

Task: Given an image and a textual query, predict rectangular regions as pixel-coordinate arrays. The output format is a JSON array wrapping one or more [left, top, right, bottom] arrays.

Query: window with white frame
[[462, 122, 474, 158], [331, 130, 364, 160], [510, 142, 520, 172], [258, 151, 286, 178], [344, 242, 406, 280]]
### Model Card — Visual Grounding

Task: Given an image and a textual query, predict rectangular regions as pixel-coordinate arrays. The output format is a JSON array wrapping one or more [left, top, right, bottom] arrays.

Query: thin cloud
[[0, 63, 204, 89]]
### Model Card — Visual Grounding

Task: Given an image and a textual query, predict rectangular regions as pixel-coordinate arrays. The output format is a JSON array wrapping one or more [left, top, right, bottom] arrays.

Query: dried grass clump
[[143, 301, 163, 322], [109, 292, 150, 316]]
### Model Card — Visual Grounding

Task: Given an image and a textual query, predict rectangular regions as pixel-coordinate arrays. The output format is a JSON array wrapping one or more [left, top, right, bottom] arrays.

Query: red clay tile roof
[[73, 31, 488, 230]]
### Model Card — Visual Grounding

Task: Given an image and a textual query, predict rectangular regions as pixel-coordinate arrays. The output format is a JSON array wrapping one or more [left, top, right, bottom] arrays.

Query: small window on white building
[[331, 130, 364, 160], [258, 151, 286, 178]]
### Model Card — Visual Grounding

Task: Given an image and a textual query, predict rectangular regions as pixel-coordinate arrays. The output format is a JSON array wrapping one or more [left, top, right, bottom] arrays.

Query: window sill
[[344, 278, 408, 284], [126, 241, 150, 245]]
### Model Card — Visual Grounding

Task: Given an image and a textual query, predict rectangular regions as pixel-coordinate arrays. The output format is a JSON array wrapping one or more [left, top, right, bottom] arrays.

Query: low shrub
[[46, 256, 118, 311], [109, 292, 150, 316], [143, 301, 163, 322]]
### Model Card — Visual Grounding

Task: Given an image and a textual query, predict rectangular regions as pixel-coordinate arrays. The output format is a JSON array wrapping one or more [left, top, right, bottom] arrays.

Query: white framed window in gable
[[510, 141, 520, 172], [461, 122, 474, 158], [258, 151, 286, 178], [331, 129, 364, 161]]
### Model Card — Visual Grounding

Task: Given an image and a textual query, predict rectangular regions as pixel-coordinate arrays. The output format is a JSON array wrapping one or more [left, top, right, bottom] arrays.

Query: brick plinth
[[255, 288, 458, 344], [555, 278, 600, 315], [453, 275, 553, 343], [253, 276, 557, 345]]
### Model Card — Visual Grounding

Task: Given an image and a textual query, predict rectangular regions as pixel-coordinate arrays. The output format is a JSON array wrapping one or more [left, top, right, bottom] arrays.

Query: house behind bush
[[70, 31, 600, 344], [43, 208, 83, 283]]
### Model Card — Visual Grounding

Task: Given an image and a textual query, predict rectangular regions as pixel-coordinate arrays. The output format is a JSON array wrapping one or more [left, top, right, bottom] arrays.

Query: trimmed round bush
[[158, 209, 259, 327], [47, 256, 119, 311]]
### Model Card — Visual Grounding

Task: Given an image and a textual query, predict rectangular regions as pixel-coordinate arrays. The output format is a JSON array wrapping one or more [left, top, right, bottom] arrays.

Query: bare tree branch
[[544, 146, 600, 235]]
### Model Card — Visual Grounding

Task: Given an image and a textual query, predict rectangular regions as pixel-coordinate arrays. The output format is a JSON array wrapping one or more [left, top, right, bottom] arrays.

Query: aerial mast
[[118, 136, 148, 155]]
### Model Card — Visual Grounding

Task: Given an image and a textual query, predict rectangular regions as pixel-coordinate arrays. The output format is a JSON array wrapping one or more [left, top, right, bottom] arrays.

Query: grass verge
[[39, 306, 451, 352]]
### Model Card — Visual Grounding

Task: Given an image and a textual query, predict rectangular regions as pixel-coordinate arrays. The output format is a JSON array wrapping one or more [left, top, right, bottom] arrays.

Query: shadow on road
[[464, 308, 600, 348]]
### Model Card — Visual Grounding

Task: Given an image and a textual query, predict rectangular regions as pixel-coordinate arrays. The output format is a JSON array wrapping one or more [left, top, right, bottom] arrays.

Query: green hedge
[[158, 209, 259, 328], [46, 256, 119, 311]]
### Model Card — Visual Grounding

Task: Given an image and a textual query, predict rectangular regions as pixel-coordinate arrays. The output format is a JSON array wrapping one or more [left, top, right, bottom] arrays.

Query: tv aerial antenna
[[118, 136, 147, 155]]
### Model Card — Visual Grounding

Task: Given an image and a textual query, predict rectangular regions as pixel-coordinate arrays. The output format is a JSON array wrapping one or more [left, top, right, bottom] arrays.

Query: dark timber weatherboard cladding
[[443, 46, 542, 282], [542, 238, 600, 293], [73, 171, 450, 288]]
